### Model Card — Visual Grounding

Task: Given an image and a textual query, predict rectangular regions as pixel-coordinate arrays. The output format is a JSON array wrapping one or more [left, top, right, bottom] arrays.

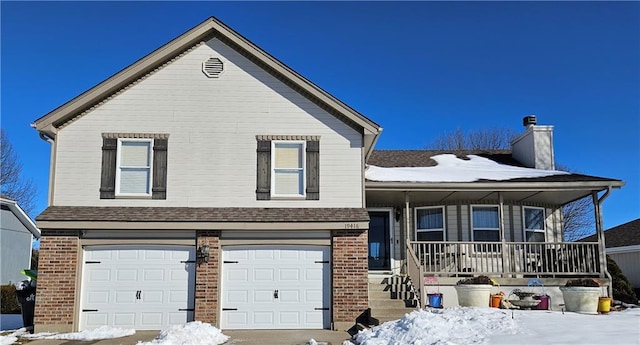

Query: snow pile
[[354, 307, 521, 345], [366, 154, 569, 183], [22, 325, 135, 341], [137, 321, 228, 345]]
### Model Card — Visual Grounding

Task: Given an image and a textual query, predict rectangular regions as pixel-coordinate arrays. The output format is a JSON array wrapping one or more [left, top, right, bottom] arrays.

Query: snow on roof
[[365, 154, 569, 183]]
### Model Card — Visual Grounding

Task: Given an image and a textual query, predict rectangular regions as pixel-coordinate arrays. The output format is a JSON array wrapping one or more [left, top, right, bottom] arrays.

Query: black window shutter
[[306, 140, 319, 200], [256, 140, 271, 200], [152, 138, 168, 200], [99, 138, 117, 199]]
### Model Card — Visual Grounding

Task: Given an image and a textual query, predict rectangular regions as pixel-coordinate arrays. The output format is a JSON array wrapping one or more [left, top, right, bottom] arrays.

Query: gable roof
[[581, 218, 640, 248], [32, 16, 382, 155], [0, 197, 40, 238]]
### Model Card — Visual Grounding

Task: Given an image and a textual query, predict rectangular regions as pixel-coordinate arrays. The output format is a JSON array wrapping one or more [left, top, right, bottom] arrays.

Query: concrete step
[[368, 275, 410, 285], [369, 283, 413, 292], [369, 315, 404, 325], [370, 307, 417, 319], [369, 290, 416, 300], [369, 298, 414, 309]]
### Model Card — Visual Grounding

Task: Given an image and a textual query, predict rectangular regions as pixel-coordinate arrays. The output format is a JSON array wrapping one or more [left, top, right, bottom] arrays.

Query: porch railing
[[410, 241, 602, 278], [406, 242, 425, 308]]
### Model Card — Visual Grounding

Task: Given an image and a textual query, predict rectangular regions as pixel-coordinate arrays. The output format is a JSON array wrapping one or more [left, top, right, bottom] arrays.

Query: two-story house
[[32, 17, 380, 333], [32, 17, 623, 333]]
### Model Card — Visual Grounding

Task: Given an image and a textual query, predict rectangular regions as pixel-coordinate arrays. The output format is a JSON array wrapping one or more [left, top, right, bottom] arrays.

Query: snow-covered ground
[[351, 307, 640, 345], [1, 307, 638, 345]]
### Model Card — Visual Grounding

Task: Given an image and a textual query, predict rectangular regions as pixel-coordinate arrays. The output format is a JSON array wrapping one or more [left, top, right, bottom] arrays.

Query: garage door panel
[[222, 246, 330, 329], [116, 269, 138, 282], [115, 290, 137, 304], [81, 246, 195, 331], [254, 311, 274, 325], [85, 313, 109, 328], [113, 313, 135, 326]]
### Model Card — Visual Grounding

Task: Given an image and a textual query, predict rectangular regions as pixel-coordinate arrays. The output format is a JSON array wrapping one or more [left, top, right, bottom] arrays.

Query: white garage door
[[80, 245, 195, 330], [221, 245, 331, 329]]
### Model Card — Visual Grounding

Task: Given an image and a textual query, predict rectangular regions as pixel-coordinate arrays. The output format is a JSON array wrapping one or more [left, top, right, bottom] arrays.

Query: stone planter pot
[[455, 284, 493, 307], [559, 286, 600, 314]]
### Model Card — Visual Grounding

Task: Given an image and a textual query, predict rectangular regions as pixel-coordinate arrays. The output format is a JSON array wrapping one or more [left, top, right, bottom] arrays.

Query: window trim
[[414, 206, 446, 241], [522, 206, 546, 242], [271, 140, 306, 198], [115, 138, 153, 197], [470, 205, 501, 242]]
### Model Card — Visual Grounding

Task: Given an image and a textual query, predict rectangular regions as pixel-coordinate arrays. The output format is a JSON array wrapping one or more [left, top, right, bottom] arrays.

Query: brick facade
[[34, 231, 79, 332], [332, 229, 369, 330], [194, 230, 221, 326]]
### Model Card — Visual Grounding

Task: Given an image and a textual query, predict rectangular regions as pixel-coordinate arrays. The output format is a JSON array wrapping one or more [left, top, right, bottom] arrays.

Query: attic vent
[[202, 57, 224, 78]]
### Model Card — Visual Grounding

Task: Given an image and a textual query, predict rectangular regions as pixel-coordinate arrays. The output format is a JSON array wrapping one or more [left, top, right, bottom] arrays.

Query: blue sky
[[2, 1, 638, 230]]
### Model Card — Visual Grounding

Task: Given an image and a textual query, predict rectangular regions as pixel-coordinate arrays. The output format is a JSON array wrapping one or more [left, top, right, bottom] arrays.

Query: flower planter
[[455, 284, 493, 307], [559, 286, 600, 314]]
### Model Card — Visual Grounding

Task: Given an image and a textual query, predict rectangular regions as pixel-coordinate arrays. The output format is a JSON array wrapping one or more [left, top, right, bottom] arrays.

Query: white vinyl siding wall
[[52, 38, 363, 208]]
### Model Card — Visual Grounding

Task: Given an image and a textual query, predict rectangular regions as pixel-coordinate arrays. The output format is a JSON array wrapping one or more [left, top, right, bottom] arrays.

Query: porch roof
[[365, 150, 623, 206]]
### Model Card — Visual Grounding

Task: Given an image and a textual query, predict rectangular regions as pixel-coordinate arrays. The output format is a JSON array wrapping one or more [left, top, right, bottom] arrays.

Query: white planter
[[559, 286, 600, 314], [454, 284, 493, 307]]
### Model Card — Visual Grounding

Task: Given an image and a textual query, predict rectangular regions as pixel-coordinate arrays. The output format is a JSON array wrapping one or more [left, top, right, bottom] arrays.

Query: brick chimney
[[511, 115, 555, 170]]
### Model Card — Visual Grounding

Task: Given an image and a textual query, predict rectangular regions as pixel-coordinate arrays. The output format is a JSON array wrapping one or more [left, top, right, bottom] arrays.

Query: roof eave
[[365, 180, 625, 192], [0, 198, 40, 238]]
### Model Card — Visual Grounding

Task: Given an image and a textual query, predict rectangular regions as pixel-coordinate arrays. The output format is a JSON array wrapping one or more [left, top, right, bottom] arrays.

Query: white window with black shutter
[[100, 133, 168, 199], [256, 135, 319, 200]]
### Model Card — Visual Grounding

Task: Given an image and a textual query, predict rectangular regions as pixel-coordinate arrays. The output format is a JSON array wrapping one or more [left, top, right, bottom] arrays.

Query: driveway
[[22, 330, 353, 345]]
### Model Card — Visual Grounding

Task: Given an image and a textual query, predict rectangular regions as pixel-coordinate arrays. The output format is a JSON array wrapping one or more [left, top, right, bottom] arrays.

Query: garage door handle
[[274, 290, 279, 299], [82, 309, 98, 312], [222, 308, 238, 311], [136, 291, 141, 300]]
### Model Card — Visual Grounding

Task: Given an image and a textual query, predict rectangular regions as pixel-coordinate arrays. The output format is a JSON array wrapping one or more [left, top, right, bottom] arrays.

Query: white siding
[[53, 38, 363, 208], [609, 252, 640, 289], [0, 209, 33, 285], [445, 205, 457, 241]]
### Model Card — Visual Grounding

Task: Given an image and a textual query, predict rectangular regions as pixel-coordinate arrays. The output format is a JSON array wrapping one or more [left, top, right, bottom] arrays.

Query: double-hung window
[[523, 207, 545, 242], [117, 139, 152, 196], [471, 206, 500, 242], [255, 136, 319, 200], [272, 142, 305, 197], [100, 134, 168, 199], [415, 207, 445, 241]]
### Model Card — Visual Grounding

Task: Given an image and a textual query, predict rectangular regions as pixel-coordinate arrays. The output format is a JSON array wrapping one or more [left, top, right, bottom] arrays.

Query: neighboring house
[[581, 219, 640, 295], [31, 17, 624, 333], [1, 198, 40, 286]]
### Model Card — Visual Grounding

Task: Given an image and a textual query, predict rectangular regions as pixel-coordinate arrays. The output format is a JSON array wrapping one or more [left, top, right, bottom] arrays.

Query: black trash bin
[[15, 281, 36, 332]]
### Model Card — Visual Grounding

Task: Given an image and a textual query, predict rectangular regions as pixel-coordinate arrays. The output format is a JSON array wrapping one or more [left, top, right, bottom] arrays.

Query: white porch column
[[592, 189, 612, 296], [499, 192, 507, 278]]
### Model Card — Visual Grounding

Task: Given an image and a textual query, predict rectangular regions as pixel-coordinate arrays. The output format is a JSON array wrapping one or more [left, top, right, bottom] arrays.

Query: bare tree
[[0, 128, 37, 215], [556, 163, 595, 241], [427, 128, 593, 241], [428, 127, 517, 150]]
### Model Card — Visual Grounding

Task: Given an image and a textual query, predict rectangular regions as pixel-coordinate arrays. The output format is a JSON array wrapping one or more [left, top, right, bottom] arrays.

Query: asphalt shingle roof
[[368, 149, 622, 184], [36, 206, 370, 223], [580, 218, 640, 248]]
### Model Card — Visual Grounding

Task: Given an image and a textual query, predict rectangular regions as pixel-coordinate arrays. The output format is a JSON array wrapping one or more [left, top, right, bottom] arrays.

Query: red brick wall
[[34, 231, 79, 329], [194, 230, 220, 326], [332, 229, 368, 327]]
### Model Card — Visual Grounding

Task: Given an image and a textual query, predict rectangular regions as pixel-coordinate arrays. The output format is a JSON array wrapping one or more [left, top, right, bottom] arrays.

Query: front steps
[[367, 275, 418, 326]]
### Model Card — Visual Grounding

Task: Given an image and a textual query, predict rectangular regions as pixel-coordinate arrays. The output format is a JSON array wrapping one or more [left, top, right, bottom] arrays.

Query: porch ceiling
[[365, 188, 601, 206]]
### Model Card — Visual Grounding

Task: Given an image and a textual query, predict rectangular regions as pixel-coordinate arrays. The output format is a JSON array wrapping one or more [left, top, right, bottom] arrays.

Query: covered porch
[[366, 179, 623, 306]]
